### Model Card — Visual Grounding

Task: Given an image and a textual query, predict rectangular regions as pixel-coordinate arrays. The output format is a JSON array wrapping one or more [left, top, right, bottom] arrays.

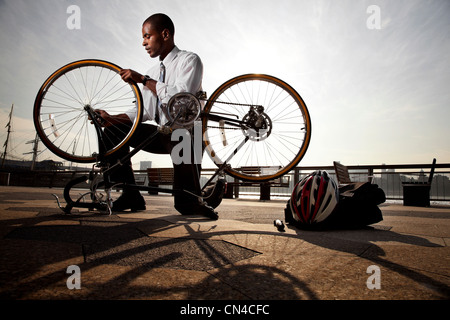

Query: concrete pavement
[[0, 185, 449, 302]]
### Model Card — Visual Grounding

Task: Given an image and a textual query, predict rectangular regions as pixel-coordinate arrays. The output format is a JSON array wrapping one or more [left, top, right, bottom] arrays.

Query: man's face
[[142, 23, 165, 58]]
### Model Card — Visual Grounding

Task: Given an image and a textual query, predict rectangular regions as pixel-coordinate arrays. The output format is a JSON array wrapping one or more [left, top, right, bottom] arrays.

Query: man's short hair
[[143, 13, 175, 36]]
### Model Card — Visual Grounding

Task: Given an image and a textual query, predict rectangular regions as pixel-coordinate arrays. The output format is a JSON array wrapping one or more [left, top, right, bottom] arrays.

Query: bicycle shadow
[[0, 199, 449, 299], [178, 218, 449, 299]]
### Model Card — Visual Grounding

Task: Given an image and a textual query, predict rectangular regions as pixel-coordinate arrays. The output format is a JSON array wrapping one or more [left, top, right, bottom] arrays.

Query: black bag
[[338, 182, 386, 206], [325, 182, 385, 229], [285, 182, 385, 230]]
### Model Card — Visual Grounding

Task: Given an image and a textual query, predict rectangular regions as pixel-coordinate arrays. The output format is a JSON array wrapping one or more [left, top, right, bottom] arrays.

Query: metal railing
[[291, 163, 450, 202], [3, 162, 450, 202]]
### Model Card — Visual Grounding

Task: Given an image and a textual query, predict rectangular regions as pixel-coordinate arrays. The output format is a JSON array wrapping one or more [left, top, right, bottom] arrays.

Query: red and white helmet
[[289, 170, 339, 225]]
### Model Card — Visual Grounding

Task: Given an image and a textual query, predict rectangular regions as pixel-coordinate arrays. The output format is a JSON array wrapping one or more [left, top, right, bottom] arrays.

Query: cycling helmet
[[289, 170, 339, 225]]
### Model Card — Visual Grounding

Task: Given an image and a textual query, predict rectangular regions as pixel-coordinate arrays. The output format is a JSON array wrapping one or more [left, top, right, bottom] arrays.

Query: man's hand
[[91, 109, 132, 127], [119, 69, 144, 84], [89, 109, 112, 127], [93, 110, 111, 126]]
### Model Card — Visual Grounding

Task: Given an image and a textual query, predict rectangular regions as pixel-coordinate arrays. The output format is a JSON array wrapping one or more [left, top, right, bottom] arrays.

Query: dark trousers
[[103, 123, 203, 210]]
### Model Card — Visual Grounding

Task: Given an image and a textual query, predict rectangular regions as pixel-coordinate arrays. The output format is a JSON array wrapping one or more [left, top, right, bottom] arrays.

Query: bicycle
[[33, 59, 312, 214]]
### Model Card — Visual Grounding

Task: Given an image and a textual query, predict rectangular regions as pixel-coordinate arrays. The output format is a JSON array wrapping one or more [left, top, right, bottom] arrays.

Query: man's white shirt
[[126, 46, 203, 125]]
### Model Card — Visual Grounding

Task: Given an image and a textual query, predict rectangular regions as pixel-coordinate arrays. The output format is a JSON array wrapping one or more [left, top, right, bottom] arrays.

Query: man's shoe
[[177, 202, 219, 220], [112, 192, 146, 212], [196, 203, 219, 220]]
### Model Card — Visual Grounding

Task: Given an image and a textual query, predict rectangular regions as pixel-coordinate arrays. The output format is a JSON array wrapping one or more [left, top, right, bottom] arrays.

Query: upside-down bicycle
[[33, 59, 312, 214]]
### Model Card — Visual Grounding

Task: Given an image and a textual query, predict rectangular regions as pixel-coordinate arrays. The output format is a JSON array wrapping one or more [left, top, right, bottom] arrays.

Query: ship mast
[[25, 133, 39, 170], [1, 104, 14, 168]]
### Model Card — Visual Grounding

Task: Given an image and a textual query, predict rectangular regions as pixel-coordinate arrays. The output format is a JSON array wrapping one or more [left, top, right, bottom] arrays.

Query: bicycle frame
[[54, 93, 256, 215]]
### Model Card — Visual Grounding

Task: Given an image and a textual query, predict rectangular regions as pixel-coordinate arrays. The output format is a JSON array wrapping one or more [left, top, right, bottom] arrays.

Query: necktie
[[155, 62, 165, 124]]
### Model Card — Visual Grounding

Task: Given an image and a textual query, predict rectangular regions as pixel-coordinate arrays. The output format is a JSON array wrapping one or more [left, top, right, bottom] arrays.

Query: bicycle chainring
[[165, 92, 202, 128]]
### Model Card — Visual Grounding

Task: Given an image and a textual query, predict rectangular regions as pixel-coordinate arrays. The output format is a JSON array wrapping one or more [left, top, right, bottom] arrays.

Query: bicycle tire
[[202, 74, 311, 182], [33, 59, 143, 163]]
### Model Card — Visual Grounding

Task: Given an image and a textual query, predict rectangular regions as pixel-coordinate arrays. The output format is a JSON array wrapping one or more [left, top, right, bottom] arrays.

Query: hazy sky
[[1, 0, 449, 168]]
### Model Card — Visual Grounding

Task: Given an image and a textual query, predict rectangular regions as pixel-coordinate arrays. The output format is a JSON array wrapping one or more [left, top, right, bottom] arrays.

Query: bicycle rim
[[203, 74, 311, 181], [33, 59, 143, 163]]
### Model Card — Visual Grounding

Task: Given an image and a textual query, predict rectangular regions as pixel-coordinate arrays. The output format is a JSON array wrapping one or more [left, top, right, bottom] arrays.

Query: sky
[[1, 0, 449, 169]]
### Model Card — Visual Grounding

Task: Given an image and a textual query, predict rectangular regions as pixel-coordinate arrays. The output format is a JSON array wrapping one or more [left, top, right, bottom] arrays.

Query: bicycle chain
[[199, 98, 262, 109], [199, 97, 259, 130], [206, 125, 242, 130]]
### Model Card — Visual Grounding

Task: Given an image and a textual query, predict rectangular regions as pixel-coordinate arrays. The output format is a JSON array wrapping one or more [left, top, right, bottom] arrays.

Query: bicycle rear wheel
[[202, 74, 311, 182], [33, 59, 143, 163]]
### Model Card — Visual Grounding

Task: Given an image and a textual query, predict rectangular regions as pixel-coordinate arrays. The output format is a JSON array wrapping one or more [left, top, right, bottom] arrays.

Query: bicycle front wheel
[[33, 59, 143, 163], [203, 74, 311, 182]]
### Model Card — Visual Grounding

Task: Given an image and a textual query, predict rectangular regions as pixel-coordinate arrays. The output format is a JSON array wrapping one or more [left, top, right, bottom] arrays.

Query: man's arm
[[119, 69, 157, 94]]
